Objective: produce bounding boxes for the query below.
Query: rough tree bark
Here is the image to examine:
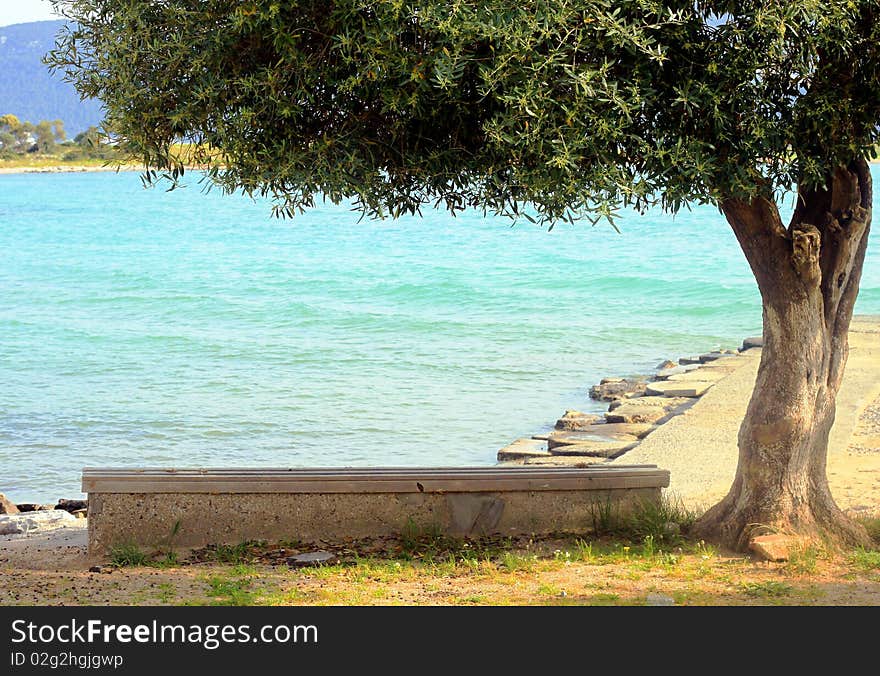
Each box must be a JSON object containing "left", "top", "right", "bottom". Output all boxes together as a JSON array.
[{"left": 692, "top": 158, "right": 874, "bottom": 551}]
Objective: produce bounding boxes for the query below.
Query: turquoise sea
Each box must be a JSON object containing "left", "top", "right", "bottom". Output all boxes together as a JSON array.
[{"left": 2, "top": 169, "right": 879, "bottom": 502}]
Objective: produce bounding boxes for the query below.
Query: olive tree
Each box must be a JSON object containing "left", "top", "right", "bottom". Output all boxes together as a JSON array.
[{"left": 47, "top": 1, "right": 880, "bottom": 550}]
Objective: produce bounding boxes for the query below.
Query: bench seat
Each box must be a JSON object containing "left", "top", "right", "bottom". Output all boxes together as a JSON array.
[{"left": 82, "top": 465, "right": 670, "bottom": 554}]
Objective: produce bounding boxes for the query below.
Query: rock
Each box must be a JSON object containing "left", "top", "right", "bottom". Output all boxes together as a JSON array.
[
  {"left": 71, "top": 509, "right": 88, "bottom": 519},
  {"left": 569, "top": 422, "right": 656, "bottom": 440},
  {"left": 554, "top": 410, "right": 602, "bottom": 431},
  {"left": 666, "top": 370, "right": 726, "bottom": 383},
  {"left": 535, "top": 420, "right": 659, "bottom": 441},
  {"left": 15, "top": 503, "right": 54, "bottom": 512},
  {"left": 652, "top": 364, "right": 702, "bottom": 380},
  {"left": 497, "top": 438, "right": 551, "bottom": 462},
  {"left": 287, "top": 551, "right": 339, "bottom": 567},
  {"left": 88, "top": 565, "right": 112, "bottom": 574},
  {"left": 546, "top": 429, "right": 639, "bottom": 449},
  {"left": 656, "top": 360, "right": 677, "bottom": 369},
  {"left": 604, "top": 405, "right": 667, "bottom": 424},
  {"left": 698, "top": 359, "right": 743, "bottom": 374},
  {"left": 699, "top": 351, "right": 737, "bottom": 363},
  {"left": 605, "top": 397, "right": 691, "bottom": 424},
  {"left": 608, "top": 395, "right": 691, "bottom": 410},
  {"left": 645, "top": 381, "right": 713, "bottom": 398},
  {"left": 748, "top": 534, "right": 805, "bottom": 562},
  {"left": 524, "top": 455, "right": 608, "bottom": 466},
  {"left": 548, "top": 439, "right": 639, "bottom": 458},
  {"left": 0, "top": 510, "right": 78, "bottom": 535},
  {"left": 678, "top": 356, "right": 702, "bottom": 365},
  {"left": 55, "top": 499, "right": 88, "bottom": 513},
  {"left": 0, "top": 494, "right": 20, "bottom": 515},
  {"left": 589, "top": 378, "right": 647, "bottom": 402},
  {"left": 645, "top": 593, "right": 675, "bottom": 606},
  {"left": 741, "top": 335, "right": 764, "bottom": 350}
]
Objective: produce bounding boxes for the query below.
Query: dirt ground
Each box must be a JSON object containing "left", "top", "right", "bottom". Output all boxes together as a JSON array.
[{"left": 0, "top": 528, "right": 878, "bottom": 606}]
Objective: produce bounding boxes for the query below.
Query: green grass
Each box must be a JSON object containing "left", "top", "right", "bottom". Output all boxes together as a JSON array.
[
  {"left": 537, "top": 583, "right": 562, "bottom": 596},
  {"left": 154, "top": 583, "right": 176, "bottom": 604},
  {"left": 587, "top": 497, "right": 623, "bottom": 535},
  {"left": 625, "top": 494, "right": 700, "bottom": 544},
  {"left": 109, "top": 543, "right": 150, "bottom": 567},
  {"left": 149, "top": 551, "right": 180, "bottom": 568},
  {"left": 688, "top": 539, "right": 718, "bottom": 559},
  {"left": 399, "top": 519, "right": 478, "bottom": 558},
  {"left": 849, "top": 547, "right": 880, "bottom": 571},
  {"left": 206, "top": 542, "right": 257, "bottom": 565},
  {"left": 570, "top": 538, "right": 598, "bottom": 563},
  {"left": 398, "top": 519, "right": 515, "bottom": 564},
  {"left": 498, "top": 552, "right": 537, "bottom": 573},
  {"left": 741, "top": 581, "right": 793, "bottom": 598},
  {"left": 785, "top": 544, "right": 822, "bottom": 575},
  {"left": 585, "top": 493, "right": 699, "bottom": 547},
  {"left": 202, "top": 564, "right": 260, "bottom": 606},
  {"left": 205, "top": 576, "right": 256, "bottom": 606}
]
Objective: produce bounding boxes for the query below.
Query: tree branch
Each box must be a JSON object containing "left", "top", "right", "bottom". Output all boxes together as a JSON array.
[{"left": 721, "top": 196, "right": 793, "bottom": 296}]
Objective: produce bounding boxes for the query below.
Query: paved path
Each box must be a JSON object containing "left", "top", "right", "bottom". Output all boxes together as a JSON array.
[{"left": 611, "top": 315, "right": 880, "bottom": 511}]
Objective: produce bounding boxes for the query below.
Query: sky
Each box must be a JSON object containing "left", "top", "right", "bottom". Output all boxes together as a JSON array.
[{"left": 0, "top": 0, "right": 60, "bottom": 28}]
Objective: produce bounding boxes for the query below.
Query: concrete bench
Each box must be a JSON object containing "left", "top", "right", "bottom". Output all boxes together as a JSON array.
[{"left": 82, "top": 465, "right": 670, "bottom": 555}]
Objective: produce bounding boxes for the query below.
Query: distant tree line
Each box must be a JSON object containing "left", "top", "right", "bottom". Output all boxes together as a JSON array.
[{"left": 0, "top": 114, "right": 117, "bottom": 161}]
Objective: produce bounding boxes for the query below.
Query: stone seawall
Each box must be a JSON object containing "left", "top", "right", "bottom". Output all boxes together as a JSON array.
[{"left": 496, "top": 336, "right": 763, "bottom": 469}]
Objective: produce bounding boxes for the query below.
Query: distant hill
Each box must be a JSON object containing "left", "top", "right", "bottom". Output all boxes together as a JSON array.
[{"left": 0, "top": 20, "right": 103, "bottom": 135}]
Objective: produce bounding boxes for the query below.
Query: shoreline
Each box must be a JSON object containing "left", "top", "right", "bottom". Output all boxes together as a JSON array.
[
  {"left": 0, "top": 163, "right": 212, "bottom": 175},
  {"left": 626, "top": 314, "right": 880, "bottom": 511},
  {"left": 496, "top": 338, "right": 757, "bottom": 469},
  {"left": 0, "top": 164, "right": 142, "bottom": 175},
  {"left": 497, "top": 315, "right": 880, "bottom": 514}
]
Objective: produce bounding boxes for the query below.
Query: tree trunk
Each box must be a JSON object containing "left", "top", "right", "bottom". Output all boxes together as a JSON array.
[{"left": 692, "top": 159, "right": 874, "bottom": 552}]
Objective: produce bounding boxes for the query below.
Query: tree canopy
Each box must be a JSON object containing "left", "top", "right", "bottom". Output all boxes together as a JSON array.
[{"left": 48, "top": 1, "right": 880, "bottom": 223}]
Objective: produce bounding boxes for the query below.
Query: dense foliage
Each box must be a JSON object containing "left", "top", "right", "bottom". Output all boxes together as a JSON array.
[
  {"left": 0, "top": 113, "right": 115, "bottom": 161},
  {"left": 0, "top": 114, "right": 65, "bottom": 155},
  {"left": 46, "top": 1, "right": 880, "bottom": 223}
]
